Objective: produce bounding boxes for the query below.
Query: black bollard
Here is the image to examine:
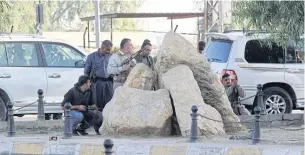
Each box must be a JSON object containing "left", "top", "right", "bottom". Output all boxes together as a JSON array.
[
  {"left": 37, "top": 89, "right": 45, "bottom": 120},
  {"left": 63, "top": 102, "right": 72, "bottom": 139},
  {"left": 252, "top": 106, "right": 261, "bottom": 144},
  {"left": 190, "top": 105, "right": 198, "bottom": 142},
  {"left": 6, "top": 101, "right": 15, "bottom": 137},
  {"left": 104, "top": 139, "right": 114, "bottom": 155},
  {"left": 256, "top": 84, "right": 266, "bottom": 115}
]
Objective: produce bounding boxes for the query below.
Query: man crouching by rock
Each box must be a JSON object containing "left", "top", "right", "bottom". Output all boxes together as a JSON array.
[
  {"left": 221, "top": 73, "right": 251, "bottom": 115},
  {"left": 61, "top": 75, "right": 103, "bottom": 136}
]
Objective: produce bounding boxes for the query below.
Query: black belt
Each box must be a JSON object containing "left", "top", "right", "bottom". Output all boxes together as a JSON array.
[{"left": 96, "top": 77, "right": 113, "bottom": 81}]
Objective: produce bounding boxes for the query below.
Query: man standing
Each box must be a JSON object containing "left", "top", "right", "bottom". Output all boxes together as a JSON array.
[
  {"left": 107, "top": 38, "right": 135, "bottom": 89},
  {"left": 61, "top": 75, "right": 103, "bottom": 135},
  {"left": 134, "top": 39, "right": 154, "bottom": 70},
  {"left": 221, "top": 73, "right": 250, "bottom": 115},
  {"left": 84, "top": 40, "right": 114, "bottom": 113}
]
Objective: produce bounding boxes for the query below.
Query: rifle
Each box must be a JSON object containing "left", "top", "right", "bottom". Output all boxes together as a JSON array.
[
  {"left": 120, "top": 51, "right": 140, "bottom": 67},
  {"left": 89, "top": 65, "right": 97, "bottom": 82}
]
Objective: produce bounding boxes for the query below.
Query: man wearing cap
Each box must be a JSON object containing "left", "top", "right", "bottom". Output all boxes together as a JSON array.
[
  {"left": 134, "top": 39, "right": 154, "bottom": 70},
  {"left": 107, "top": 38, "right": 136, "bottom": 89},
  {"left": 84, "top": 40, "right": 114, "bottom": 120}
]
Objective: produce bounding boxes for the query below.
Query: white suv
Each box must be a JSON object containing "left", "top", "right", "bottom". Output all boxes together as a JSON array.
[
  {"left": 0, "top": 34, "right": 87, "bottom": 120},
  {"left": 203, "top": 31, "right": 304, "bottom": 114}
]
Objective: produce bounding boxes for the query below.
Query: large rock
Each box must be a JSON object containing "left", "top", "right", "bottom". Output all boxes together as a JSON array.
[
  {"left": 100, "top": 87, "right": 173, "bottom": 136},
  {"left": 124, "top": 63, "right": 156, "bottom": 90},
  {"left": 155, "top": 31, "right": 242, "bottom": 133},
  {"left": 162, "top": 65, "right": 225, "bottom": 136}
]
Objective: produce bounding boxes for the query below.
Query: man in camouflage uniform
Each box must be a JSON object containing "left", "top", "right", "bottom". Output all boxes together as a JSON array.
[
  {"left": 134, "top": 39, "right": 154, "bottom": 70},
  {"left": 107, "top": 38, "right": 136, "bottom": 89},
  {"left": 222, "top": 73, "right": 250, "bottom": 115}
]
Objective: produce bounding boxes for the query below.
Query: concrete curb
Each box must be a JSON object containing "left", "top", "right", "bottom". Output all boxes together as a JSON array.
[{"left": 0, "top": 141, "right": 303, "bottom": 155}]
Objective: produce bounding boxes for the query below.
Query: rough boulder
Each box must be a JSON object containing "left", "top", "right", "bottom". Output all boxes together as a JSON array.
[
  {"left": 155, "top": 31, "right": 242, "bottom": 133},
  {"left": 162, "top": 65, "right": 225, "bottom": 136},
  {"left": 124, "top": 63, "right": 156, "bottom": 90},
  {"left": 100, "top": 87, "right": 173, "bottom": 136}
]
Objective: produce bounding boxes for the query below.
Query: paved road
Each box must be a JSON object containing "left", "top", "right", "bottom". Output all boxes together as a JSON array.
[{"left": 13, "top": 110, "right": 304, "bottom": 122}]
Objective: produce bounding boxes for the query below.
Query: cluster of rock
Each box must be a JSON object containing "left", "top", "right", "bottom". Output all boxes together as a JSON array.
[{"left": 99, "top": 31, "right": 243, "bottom": 137}]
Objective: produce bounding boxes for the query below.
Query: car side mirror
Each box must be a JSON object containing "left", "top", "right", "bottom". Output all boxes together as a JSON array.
[{"left": 75, "top": 60, "right": 85, "bottom": 67}]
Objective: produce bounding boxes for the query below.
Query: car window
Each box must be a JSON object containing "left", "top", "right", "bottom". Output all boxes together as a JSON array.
[
  {"left": 204, "top": 40, "right": 232, "bottom": 63},
  {"left": 0, "top": 44, "right": 8, "bottom": 67},
  {"left": 3, "top": 43, "right": 39, "bottom": 67},
  {"left": 245, "top": 40, "right": 285, "bottom": 64},
  {"left": 293, "top": 38, "right": 304, "bottom": 63},
  {"left": 41, "top": 43, "right": 84, "bottom": 67}
]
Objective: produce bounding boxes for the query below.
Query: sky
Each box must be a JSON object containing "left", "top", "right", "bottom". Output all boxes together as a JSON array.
[{"left": 136, "top": 0, "right": 198, "bottom": 33}]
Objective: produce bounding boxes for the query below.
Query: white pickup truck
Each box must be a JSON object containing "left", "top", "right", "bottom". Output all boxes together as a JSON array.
[{"left": 203, "top": 31, "right": 304, "bottom": 114}]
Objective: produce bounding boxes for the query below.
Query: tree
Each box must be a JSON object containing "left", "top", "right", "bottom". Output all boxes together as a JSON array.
[
  {"left": 0, "top": 0, "right": 143, "bottom": 33},
  {"left": 232, "top": 1, "right": 304, "bottom": 43}
]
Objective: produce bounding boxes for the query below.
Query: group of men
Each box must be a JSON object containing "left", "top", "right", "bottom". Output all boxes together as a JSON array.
[
  {"left": 61, "top": 38, "right": 154, "bottom": 136},
  {"left": 62, "top": 38, "right": 250, "bottom": 136}
]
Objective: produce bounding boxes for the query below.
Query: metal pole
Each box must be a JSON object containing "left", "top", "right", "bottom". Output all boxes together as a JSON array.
[
  {"left": 83, "top": 27, "right": 88, "bottom": 49},
  {"left": 197, "top": 16, "right": 200, "bottom": 45},
  {"left": 37, "top": 89, "right": 45, "bottom": 121},
  {"left": 252, "top": 106, "right": 261, "bottom": 144},
  {"left": 257, "top": 84, "right": 266, "bottom": 115},
  {"left": 171, "top": 17, "right": 173, "bottom": 30},
  {"left": 104, "top": 139, "right": 114, "bottom": 155},
  {"left": 110, "top": 18, "right": 113, "bottom": 43},
  {"left": 204, "top": 0, "right": 208, "bottom": 42},
  {"left": 190, "top": 105, "right": 198, "bottom": 142},
  {"left": 63, "top": 102, "right": 72, "bottom": 139},
  {"left": 87, "top": 21, "right": 90, "bottom": 49},
  {"left": 218, "top": 0, "right": 223, "bottom": 32},
  {"left": 6, "top": 101, "right": 15, "bottom": 137},
  {"left": 94, "top": 0, "right": 100, "bottom": 48}
]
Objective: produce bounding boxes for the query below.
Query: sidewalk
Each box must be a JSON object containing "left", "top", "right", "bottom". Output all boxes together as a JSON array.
[{"left": 0, "top": 135, "right": 304, "bottom": 155}]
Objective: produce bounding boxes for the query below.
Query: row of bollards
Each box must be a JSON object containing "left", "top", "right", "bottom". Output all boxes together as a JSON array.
[
  {"left": 189, "top": 84, "right": 264, "bottom": 144},
  {"left": 189, "top": 105, "right": 262, "bottom": 144},
  {"left": 6, "top": 89, "right": 46, "bottom": 137}
]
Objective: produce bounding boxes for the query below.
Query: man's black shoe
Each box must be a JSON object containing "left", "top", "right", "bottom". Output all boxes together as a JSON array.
[
  {"left": 76, "top": 129, "right": 89, "bottom": 136},
  {"left": 72, "top": 129, "right": 79, "bottom": 136},
  {"left": 94, "top": 126, "right": 101, "bottom": 135}
]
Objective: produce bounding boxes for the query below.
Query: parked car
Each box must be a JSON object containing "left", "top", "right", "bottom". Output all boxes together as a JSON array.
[
  {"left": 203, "top": 31, "right": 304, "bottom": 114},
  {"left": 0, "top": 34, "right": 88, "bottom": 121}
]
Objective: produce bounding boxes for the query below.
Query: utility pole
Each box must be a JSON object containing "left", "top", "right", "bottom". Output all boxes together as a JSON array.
[
  {"left": 94, "top": 0, "right": 101, "bottom": 48},
  {"left": 203, "top": 0, "right": 223, "bottom": 41},
  {"left": 35, "top": 0, "right": 43, "bottom": 35}
]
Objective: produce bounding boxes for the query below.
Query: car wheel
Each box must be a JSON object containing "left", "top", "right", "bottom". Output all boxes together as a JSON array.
[
  {"left": 0, "top": 98, "right": 7, "bottom": 121},
  {"left": 45, "top": 114, "right": 51, "bottom": 120},
  {"left": 263, "top": 87, "right": 293, "bottom": 114},
  {"left": 53, "top": 113, "right": 62, "bottom": 120}
]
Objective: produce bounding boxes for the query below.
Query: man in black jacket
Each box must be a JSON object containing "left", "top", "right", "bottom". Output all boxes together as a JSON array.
[{"left": 61, "top": 75, "right": 103, "bottom": 135}]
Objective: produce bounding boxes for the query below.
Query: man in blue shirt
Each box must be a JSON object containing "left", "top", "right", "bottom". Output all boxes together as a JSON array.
[{"left": 84, "top": 40, "right": 114, "bottom": 133}]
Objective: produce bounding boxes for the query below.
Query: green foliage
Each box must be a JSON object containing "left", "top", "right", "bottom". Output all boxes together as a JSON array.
[
  {"left": 233, "top": 1, "right": 304, "bottom": 43},
  {"left": 0, "top": 0, "right": 142, "bottom": 33}
]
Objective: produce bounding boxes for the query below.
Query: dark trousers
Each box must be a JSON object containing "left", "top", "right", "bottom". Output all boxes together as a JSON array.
[
  {"left": 79, "top": 110, "right": 103, "bottom": 130},
  {"left": 91, "top": 80, "right": 114, "bottom": 111}
]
